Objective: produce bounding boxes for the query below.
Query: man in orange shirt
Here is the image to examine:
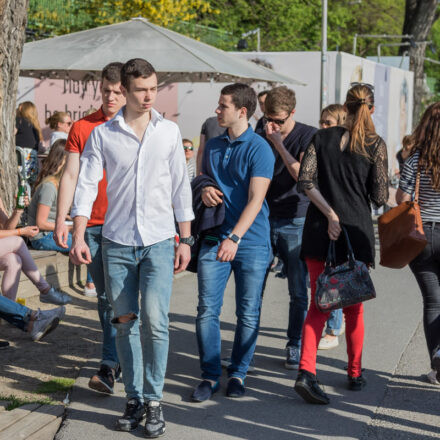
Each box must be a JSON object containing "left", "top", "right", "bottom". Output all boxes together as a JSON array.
[{"left": 54, "top": 62, "right": 126, "bottom": 394}]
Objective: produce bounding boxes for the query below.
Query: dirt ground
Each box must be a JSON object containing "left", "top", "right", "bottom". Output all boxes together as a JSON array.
[{"left": 0, "top": 285, "right": 101, "bottom": 403}]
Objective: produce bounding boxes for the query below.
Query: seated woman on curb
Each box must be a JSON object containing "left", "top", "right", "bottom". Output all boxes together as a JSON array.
[
  {"left": 0, "top": 294, "right": 66, "bottom": 342},
  {"left": 28, "top": 139, "right": 97, "bottom": 297},
  {"left": 0, "top": 193, "right": 71, "bottom": 305},
  {"left": 28, "top": 139, "right": 72, "bottom": 252}
]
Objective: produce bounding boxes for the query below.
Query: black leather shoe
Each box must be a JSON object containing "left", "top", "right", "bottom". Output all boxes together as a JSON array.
[
  {"left": 348, "top": 375, "right": 367, "bottom": 391},
  {"left": 294, "top": 370, "right": 330, "bottom": 404},
  {"left": 226, "top": 377, "right": 245, "bottom": 398}
]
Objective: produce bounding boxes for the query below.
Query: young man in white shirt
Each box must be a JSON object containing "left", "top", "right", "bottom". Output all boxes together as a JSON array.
[{"left": 70, "top": 58, "right": 194, "bottom": 438}]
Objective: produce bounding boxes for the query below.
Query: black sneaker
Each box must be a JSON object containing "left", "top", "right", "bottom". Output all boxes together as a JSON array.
[
  {"left": 115, "top": 398, "right": 145, "bottom": 432},
  {"left": 294, "top": 370, "right": 330, "bottom": 404},
  {"left": 88, "top": 364, "right": 117, "bottom": 394},
  {"left": 348, "top": 375, "right": 366, "bottom": 391},
  {"left": 432, "top": 348, "right": 440, "bottom": 382},
  {"left": 285, "top": 346, "right": 300, "bottom": 370},
  {"left": 144, "top": 401, "right": 165, "bottom": 438},
  {"left": 0, "top": 341, "right": 9, "bottom": 349}
]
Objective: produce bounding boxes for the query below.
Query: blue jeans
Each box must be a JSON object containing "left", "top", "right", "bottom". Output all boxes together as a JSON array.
[
  {"left": 86, "top": 269, "right": 93, "bottom": 284},
  {"left": 31, "top": 232, "right": 72, "bottom": 252},
  {"left": 0, "top": 295, "right": 31, "bottom": 331},
  {"left": 409, "top": 222, "right": 440, "bottom": 363},
  {"left": 84, "top": 225, "right": 118, "bottom": 369},
  {"left": 325, "top": 309, "right": 343, "bottom": 336},
  {"left": 270, "top": 217, "right": 308, "bottom": 348},
  {"left": 196, "top": 240, "right": 272, "bottom": 381},
  {"left": 102, "top": 237, "right": 175, "bottom": 401}
]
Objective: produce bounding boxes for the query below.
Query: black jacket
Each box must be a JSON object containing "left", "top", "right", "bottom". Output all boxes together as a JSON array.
[{"left": 186, "top": 174, "right": 225, "bottom": 272}]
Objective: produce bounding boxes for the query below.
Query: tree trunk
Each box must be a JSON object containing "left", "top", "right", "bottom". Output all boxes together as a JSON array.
[
  {"left": 0, "top": 0, "right": 28, "bottom": 212},
  {"left": 400, "top": 0, "right": 438, "bottom": 125}
]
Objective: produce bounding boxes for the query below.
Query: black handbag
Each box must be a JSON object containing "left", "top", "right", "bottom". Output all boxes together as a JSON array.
[{"left": 315, "top": 227, "right": 376, "bottom": 313}]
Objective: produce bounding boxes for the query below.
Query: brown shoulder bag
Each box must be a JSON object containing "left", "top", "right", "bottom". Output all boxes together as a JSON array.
[{"left": 378, "top": 170, "right": 427, "bottom": 268}]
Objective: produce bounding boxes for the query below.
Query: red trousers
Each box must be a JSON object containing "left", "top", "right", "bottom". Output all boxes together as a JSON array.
[{"left": 299, "top": 259, "right": 364, "bottom": 377}]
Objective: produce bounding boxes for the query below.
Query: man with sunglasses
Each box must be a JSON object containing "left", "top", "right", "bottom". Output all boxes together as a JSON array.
[
  {"left": 263, "top": 86, "right": 317, "bottom": 370},
  {"left": 183, "top": 138, "right": 196, "bottom": 182}
]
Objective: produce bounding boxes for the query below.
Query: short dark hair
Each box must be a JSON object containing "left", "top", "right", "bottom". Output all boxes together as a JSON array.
[
  {"left": 221, "top": 83, "right": 257, "bottom": 120},
  {"left": 265, "top": 86, "right": 296, "bottom": 114},
  {"left": 182, "top": 138, "right": 193, "bottom": 145},
  {"left": 258, "top": 90, "right": 269, "bottom": 99},
  {"left": 121, "top": 58, "right": 156, "bottom": 90},
  {"left": 101, "top": 62, "right": 123, "bottom": 83}
]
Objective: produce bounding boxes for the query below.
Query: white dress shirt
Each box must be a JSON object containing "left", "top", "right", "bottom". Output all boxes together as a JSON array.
[{"left": 71, "top": 108, "right": 194, "bottom": 246}]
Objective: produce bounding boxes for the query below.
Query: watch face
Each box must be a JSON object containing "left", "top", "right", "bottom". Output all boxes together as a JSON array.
[{"left": 181, "top": 236, "right": 195, "bottom": 246}]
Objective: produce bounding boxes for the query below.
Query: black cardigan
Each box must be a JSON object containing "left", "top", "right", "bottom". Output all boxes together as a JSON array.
[{"left": 298, "top": 127, "right": 389, "bottom": 266}]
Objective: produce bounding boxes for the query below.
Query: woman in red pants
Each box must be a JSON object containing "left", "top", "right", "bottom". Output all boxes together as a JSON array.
[{"left": 294, "top": 84, "right": 389, "bottom": 404}]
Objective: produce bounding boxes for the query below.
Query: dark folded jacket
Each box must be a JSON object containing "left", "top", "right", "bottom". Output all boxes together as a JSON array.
[{"left": 186, "top": 174, "right": 225, "bottom": 273}]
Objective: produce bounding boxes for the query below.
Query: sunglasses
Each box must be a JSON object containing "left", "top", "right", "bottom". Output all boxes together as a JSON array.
[
  {"left": 350, "top": 82, "right": 375, "bottom": 92},
  {"left": 319, "top": 119, "right": 333, "bottom": 127},
  {"left": 263, "top": 115, "right": 290, "bottom": 126},
  {"left": 183, "top": 146, "right": 194, "bottom": 151}
]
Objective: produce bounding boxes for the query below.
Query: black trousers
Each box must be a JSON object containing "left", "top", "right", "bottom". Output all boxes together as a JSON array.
[{"left": 409, "top": 222, "right": 440, "bottom": 366}]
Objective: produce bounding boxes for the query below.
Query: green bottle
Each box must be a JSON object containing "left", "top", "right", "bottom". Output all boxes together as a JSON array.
[{"left": 16, "top": 180, "right": 26, "bottom": 210}]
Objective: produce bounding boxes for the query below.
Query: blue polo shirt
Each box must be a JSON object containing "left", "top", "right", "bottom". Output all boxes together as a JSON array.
[{"left": 202, "top": 125, "right": 275, "bottom": 246}]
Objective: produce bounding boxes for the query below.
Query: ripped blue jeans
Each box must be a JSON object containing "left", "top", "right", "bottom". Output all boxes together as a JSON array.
[{"left": 102, "top": 237, "right": 175, "bottom": 402}]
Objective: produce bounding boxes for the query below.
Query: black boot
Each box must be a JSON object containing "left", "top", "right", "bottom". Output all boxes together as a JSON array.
[{"left": 294, "top": 370, "right": 330, "bottom": 404}]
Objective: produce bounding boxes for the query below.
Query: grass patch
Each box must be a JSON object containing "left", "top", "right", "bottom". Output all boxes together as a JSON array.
[
  {"left": 35, "top": 378, "right": 75, "bottom": 395},
  {"left": 0, "top": 394, "right": 53, "bottom": 411}
]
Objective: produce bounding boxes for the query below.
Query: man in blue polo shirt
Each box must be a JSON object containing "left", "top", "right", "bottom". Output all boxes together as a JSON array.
[{"left": 191, "top": 83, "right": 274, "bottom": 402}]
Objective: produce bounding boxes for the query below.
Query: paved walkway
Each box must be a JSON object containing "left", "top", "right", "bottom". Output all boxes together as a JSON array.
[{"left": 56, "top": 265, "right": 440, "bottom": 440}]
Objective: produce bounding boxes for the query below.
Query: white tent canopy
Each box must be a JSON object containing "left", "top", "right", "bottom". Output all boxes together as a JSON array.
[{"left": 20, "top": 18, "right": 304, "bottom": 86}]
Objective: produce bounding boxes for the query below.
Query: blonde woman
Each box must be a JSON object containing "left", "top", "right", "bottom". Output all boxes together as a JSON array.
[
  {"left": 316, "top": 103, "right": 348, "bottom": 351},
  {"left": 46, "top": 111, "right": 72, "bottom": 147},
  {"left": 319, "top": 104, "right": 346, "bottom": 128},
  {"left": 16, "top": 101, "right": 43, "bottom": 185}
]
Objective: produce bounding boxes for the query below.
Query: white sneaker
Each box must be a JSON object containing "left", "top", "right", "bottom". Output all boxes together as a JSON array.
[
  {"left": 427, "top": 370, "right": 440, "bottom": 385},
  {"left": 318, "top": 336, "right": 339, "bottom": 350},
  {"left": 83, "top": 286, "right": 97, "bottom": 297}
]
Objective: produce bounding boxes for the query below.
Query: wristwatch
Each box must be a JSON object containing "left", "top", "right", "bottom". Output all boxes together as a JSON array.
[
  {"left": 227, "top": 233, "right": 241, "bottom": 245},
  {"left": 180, "top": 236, "right": 195, "bottom": 246}
]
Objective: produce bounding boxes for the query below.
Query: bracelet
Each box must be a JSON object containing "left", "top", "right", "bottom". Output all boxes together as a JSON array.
[{"left": 17, "top": 228, "right": 21, "bottom": 236}]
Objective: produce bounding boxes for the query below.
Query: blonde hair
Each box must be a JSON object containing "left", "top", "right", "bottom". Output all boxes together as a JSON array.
[
  {"left": 321, "top": 104, "right": 346, "bottom": 126},
  {"left": 45, "top": 111, "right": 69, "bottom": 130},
  {"left": 345, "top": 85, "right": 378, "bottom": 157},
  {"left": 17, "top": 101, "right": 43, "bottom": 141}
]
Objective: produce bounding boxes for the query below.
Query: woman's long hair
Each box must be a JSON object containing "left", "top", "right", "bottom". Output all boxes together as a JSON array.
[
  {"left": 412, "top": 102, "right": 440, "bottom": 190},
  {"left": 17, "top": 101, "right": 43, "bottom": 141},
  {"left": 345, "top": 85, "right": 378, "bottom": 157},
  {"left": 34, "top": 139, "right": 67, "bottom": 190}
]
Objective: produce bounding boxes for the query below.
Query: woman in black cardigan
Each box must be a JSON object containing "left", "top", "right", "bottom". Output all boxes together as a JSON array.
[{"left": 294, "top": 84, "right": 389, "bottom": 404}]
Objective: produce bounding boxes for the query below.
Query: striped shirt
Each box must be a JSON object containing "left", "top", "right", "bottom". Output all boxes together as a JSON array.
[
  {"left": 186, "top": 157, "right": 196, "bottom": 183},
  {"left": 399, "top": 150, "right": 440, "bottom": 222}
]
